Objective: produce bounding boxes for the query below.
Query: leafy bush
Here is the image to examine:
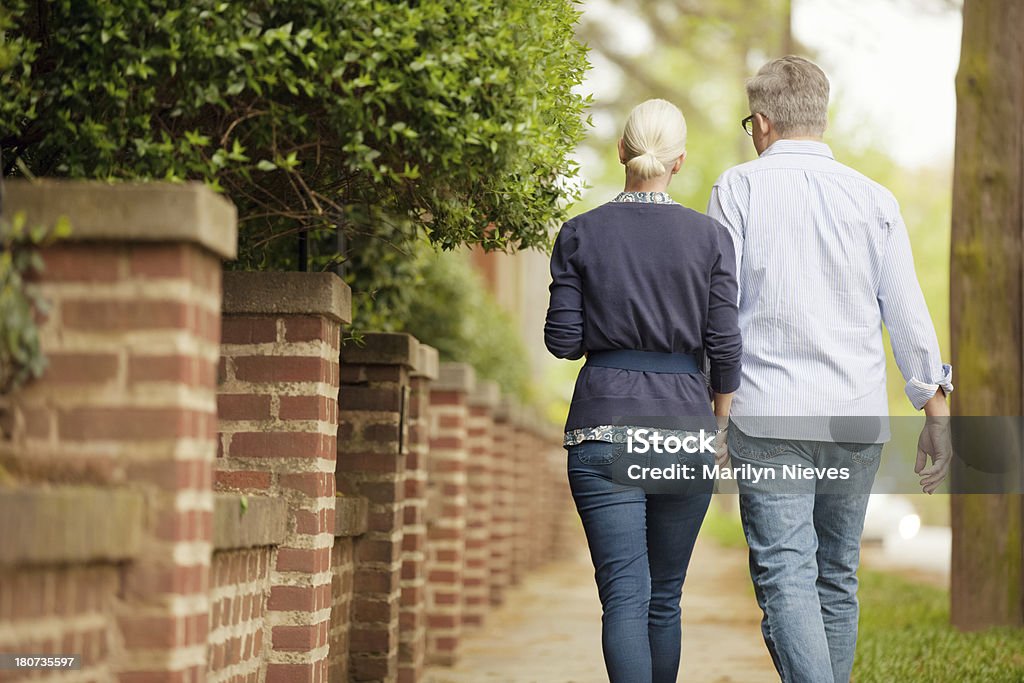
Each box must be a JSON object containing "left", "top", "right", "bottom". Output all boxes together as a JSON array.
[
  {"left": 0, "top": 212, "right": 70, "bottom": 394},
  {"left": 1, "top": 0, "right": 589, "bottom": 261},
  {"left": 402, "top": 249, "right": 530, "bottom": 399}
]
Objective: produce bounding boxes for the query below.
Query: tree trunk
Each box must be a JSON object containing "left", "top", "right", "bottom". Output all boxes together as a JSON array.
[{"left": 949, "top": 0, "right": 1024, "bottom": 630}]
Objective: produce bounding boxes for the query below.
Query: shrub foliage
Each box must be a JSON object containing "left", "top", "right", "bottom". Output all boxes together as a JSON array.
[{"left": 1, "top": 0, "right": 589, "bottom": 302}]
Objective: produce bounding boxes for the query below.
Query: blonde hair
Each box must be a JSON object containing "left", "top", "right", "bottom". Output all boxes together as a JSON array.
[
  {"left": 621, "top": 99, "right": 687, "bottom": 181},
  {"left": 746, "top": 56, "right": 829, "bottom": 137}
]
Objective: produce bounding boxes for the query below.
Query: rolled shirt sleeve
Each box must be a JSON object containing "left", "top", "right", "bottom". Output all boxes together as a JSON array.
[
  {"left": 877, "top": 211, "right": 954, "bottom": 409},
  {"left": 704, "top": 223, "right": 743, "bottom": 393},
  {"left": 544, "top": 221, "right": 585, "bottom": 360}
]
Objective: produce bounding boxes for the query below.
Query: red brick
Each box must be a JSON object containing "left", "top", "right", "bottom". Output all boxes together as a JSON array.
[
  {"left": 339, "top": 451, "right": 402, "bottom": 474},
  {"left": 429, "top": 391, "right": 465, "bottom": 406},
  {"left": 218, "top": 394, "right": 272, "bottom": 421},
  {"left": 233, "top": 356, "right": 330, "bottom": 383},
  {"left": 41, "top": 245, "right": 122, "bottom": 282},
  {"left": 282, "top": 317, "right": 329, "bottom": 342},
  {"left": 58, "top": 407, "right": 198, "bottom": 440},
  {"left": 350, "top": 627, "right": 392, "bottom": 652},
  {"left": 278, "top": 395, "right": 332, "bottom": 421},
  {"left": 355, "top": 479, "right": 403, "bottom": 504},
  {"left": 228, "top": 431, "right": 327, "bottom": 459},
  {"left": 355, "top": 538, "right": 401, "bottom": 564},
  {"left": 272, "top": 624, "right": 321, "bottom": 651},
  {"left": 118, "top": 672, "right": 188, "bottom": 683},
  {"left": 363, "top": 422, "right": 400, "bottom": 442},
  {"left": 215, "top": 470, "right": 272, "bottom": 491},
  {"left": 119, "top": 615, "right": 179, "bottom": 648},
  {"left": 21, "top": 408, "right": 52, "bottom": 438},
  {"left": 129, "top": 354, "right": 201, "bottom": 385},
  {"left": 276, "top": 548, "right": 321, "bottom": 573},
  {"left": 44, "top": 352, "right": 119, "bottom": 384},
  {"left": 350, "top": 656, "right": 392, "bottom": 681},
  {"left": 352, "top": 597, "right": 395, "bottom": 623},
  {"left": 129, "top": 244, "right": 191, "bottom": 279},
  {"left": 338, "top": 386, "right": 402, "bottom": 412},
  {"left": 222, "top": 316, "right": 278, "bottom": 344},
  {"left": 268, "top": 585, "right": 316, "bottom": 612},
  {"left": 265, "top": 662, "right": 315, "bottom": 683},
  {"left": 279, "top": 473, "right": 332, "bottom": 500},
  {"left": 61, "top": 299, "right": 191, "bottom": 331},
  {"left": 354, "top": 568, "right": 399, "bottom": 594},
  {"left": 438, "top": 415, "right": 462, "bottom": 429}
]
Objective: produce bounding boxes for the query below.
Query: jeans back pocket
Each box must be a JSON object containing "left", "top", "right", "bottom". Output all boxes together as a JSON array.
[{"left": 574, "top": 441, "right": 625, "bottom": 465}]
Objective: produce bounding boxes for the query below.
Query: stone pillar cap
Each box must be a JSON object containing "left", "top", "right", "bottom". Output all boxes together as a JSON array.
[
  {"left": 223, "top": 271, "right": 352, "bottom": 324},
  {"left": 432, "top": 362, "right": 476, "bottom": 393},
  {"left": 411, "top": 344, "right": 440, "bottom": 380},
  {"left": 469, "top": 379, "right": 501, "bottom": 408},
  {"left": 2, "top": 180, "right": 238, "bottom": 260},
  {"left": 341, "top": 332, "right": 418, "bottom": 367}
]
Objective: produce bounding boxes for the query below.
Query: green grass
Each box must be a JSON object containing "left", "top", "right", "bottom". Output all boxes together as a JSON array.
[
  {"left": 855, "top": 571, "right": 1024, "bottom": 682},
  {"left": 702, "top": 497, "right": 748, "bottom": 548},
  {"left": 702, "top": 501, "right": 1024, "bottom": 682}
]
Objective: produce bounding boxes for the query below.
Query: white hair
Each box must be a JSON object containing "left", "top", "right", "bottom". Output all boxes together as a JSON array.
[
  {"left": 621, "top": 99, "right": 687, "bottom": 181},
  {"left": 746, "top": 55, "right": 830, "bottom": 137}
]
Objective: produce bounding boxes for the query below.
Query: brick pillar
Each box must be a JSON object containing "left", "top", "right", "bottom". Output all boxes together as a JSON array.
[
  {"left": 398, "top": 344, "right": 438, "bottom": 683},
  {"left": 0, "top": 180, "right": 236, "bottom": 681},
  {"left": 487, "top": 398, "right": 516, "bottom": 607},
  {"left": 216, "top": 271, "right": 350, "bottom": 683},
  {"left": 509, "top": 403, "right": 531, "bottom": 586},
  {"left": 424, "top": 363, "right": 475, "bottom": 665},
  {"left": 463, "top": 380, "right": 499, "bottom": 628},
  {"left": 336, "top": 333, "right": 419, "bottom": 682}
]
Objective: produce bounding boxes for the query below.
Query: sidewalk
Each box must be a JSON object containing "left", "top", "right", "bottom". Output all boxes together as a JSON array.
[{"left": 424, "top": 527, "right": 777, "bottom": 683}]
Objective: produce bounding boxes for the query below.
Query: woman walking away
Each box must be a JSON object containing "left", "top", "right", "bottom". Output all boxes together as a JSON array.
[{"left": 544, "top": 98, "right": 742, "bottom": 683}]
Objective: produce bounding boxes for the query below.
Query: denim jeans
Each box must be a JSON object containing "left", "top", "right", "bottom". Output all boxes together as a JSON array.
[
  {"left": 567, "top": 440, "right": 712, "bottom": 683},
  {"left": 729, "top": 423, "right": 882, "bottom": 683}
]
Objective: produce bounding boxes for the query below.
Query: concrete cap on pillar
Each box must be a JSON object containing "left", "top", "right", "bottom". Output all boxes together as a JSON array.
[
  {"left": 433, "top": 362, "right": 476, "bottom": 393},
  {"left": 223, "top": 271, "right": 352, "bottom": 324},
  {"left": 411, "top": 344, "right": 440, "bottom": 380},
  {"left": 340, "top": 332, "right": 419, "bottom": 367},
  {"left": 468, "top": 379, "right": 501, "bottom": 408}
]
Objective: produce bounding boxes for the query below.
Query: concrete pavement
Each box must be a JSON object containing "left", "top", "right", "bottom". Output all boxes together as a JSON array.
[{"left": 424, "top": 527, "right": 777, "bottom": 683}]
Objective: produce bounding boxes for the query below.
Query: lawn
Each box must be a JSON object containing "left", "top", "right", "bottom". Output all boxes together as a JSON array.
[
  {"left": 702, "top": 501, "right": 1024, "bottom": 683},
  {"left": 855, "top": 570, "right": 1024, "bottom": 682}
]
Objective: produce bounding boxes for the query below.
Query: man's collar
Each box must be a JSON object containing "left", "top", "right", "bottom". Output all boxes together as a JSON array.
[{"left": 760, "top": 139, "right": 834, "bottom": 159}]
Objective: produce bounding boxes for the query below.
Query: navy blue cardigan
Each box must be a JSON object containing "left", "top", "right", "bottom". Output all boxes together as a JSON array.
[{"left": 544, "top": 201, "right": 742, "bottom": 432}]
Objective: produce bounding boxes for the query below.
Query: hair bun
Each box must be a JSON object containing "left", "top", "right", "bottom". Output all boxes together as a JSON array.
[{"left": 625, "top": 150, "right": 667, "bottom": 179}]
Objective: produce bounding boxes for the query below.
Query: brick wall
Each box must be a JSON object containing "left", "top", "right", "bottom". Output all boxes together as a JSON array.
[
  {"left": 487, "top": 399, "right": 517, "bottom": 607},
  {"left": 336, "top": 334, "right": 419, "bottom": 682},
  {"left": 208, "top": 548, "right": 271, "bottom": 682},
  {"left": 398, "top": 345, "right": 438, "bottom": 683},
  {"left": 0, "top": 181, "right": 236, "bottom": 682},
  {"left": 215, "top": 271, "right": 351, "bottom": 683},
  {"left": 424, "top": 363, "right": 475, "bottom": 666},
  {"left": 463, "top": 381, "right": 499, "bottom": 629},
  {"left": 0, "top": 180, "right": 577, "bottom": 683}
]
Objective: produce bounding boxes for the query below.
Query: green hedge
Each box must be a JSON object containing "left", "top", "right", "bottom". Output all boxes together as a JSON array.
[
  {"left": 402, "top": 249, "right": 530, "bottom": 399},
  {"left": 1, "top": 0, "right": 589, "bottom": 321}
]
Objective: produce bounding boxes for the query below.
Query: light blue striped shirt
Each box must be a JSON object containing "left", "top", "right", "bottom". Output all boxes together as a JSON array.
[{"left": 708, "top": 140, "right": 952, "bottom": 441}]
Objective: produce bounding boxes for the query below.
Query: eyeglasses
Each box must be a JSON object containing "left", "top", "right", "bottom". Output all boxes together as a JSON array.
[{"left": 742, "top": 114, "right": 754, "bottom": 136}]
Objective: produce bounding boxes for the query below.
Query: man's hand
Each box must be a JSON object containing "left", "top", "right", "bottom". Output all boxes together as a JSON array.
[
  {"left": 712, "top": 393, "right": 733, "bottom": 467},
  {"left": 917, "top": 390, "right": 952, "bottom": 494},
  {"left": 714, "top": 425, "right": 730, "bottom": 467}
]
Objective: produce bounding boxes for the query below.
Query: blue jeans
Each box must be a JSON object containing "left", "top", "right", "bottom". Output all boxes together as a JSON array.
[
  {"left": 729, "top": 424, "right": 882, "bottom": 683},
  {"left": 567, "top": 440, "right": 712, "bottom": 683}
]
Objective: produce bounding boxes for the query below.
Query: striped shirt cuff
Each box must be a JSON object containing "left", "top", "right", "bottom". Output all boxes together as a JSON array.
[{"left": 905, "top": 363, "right": 954, "bottom": 410}]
